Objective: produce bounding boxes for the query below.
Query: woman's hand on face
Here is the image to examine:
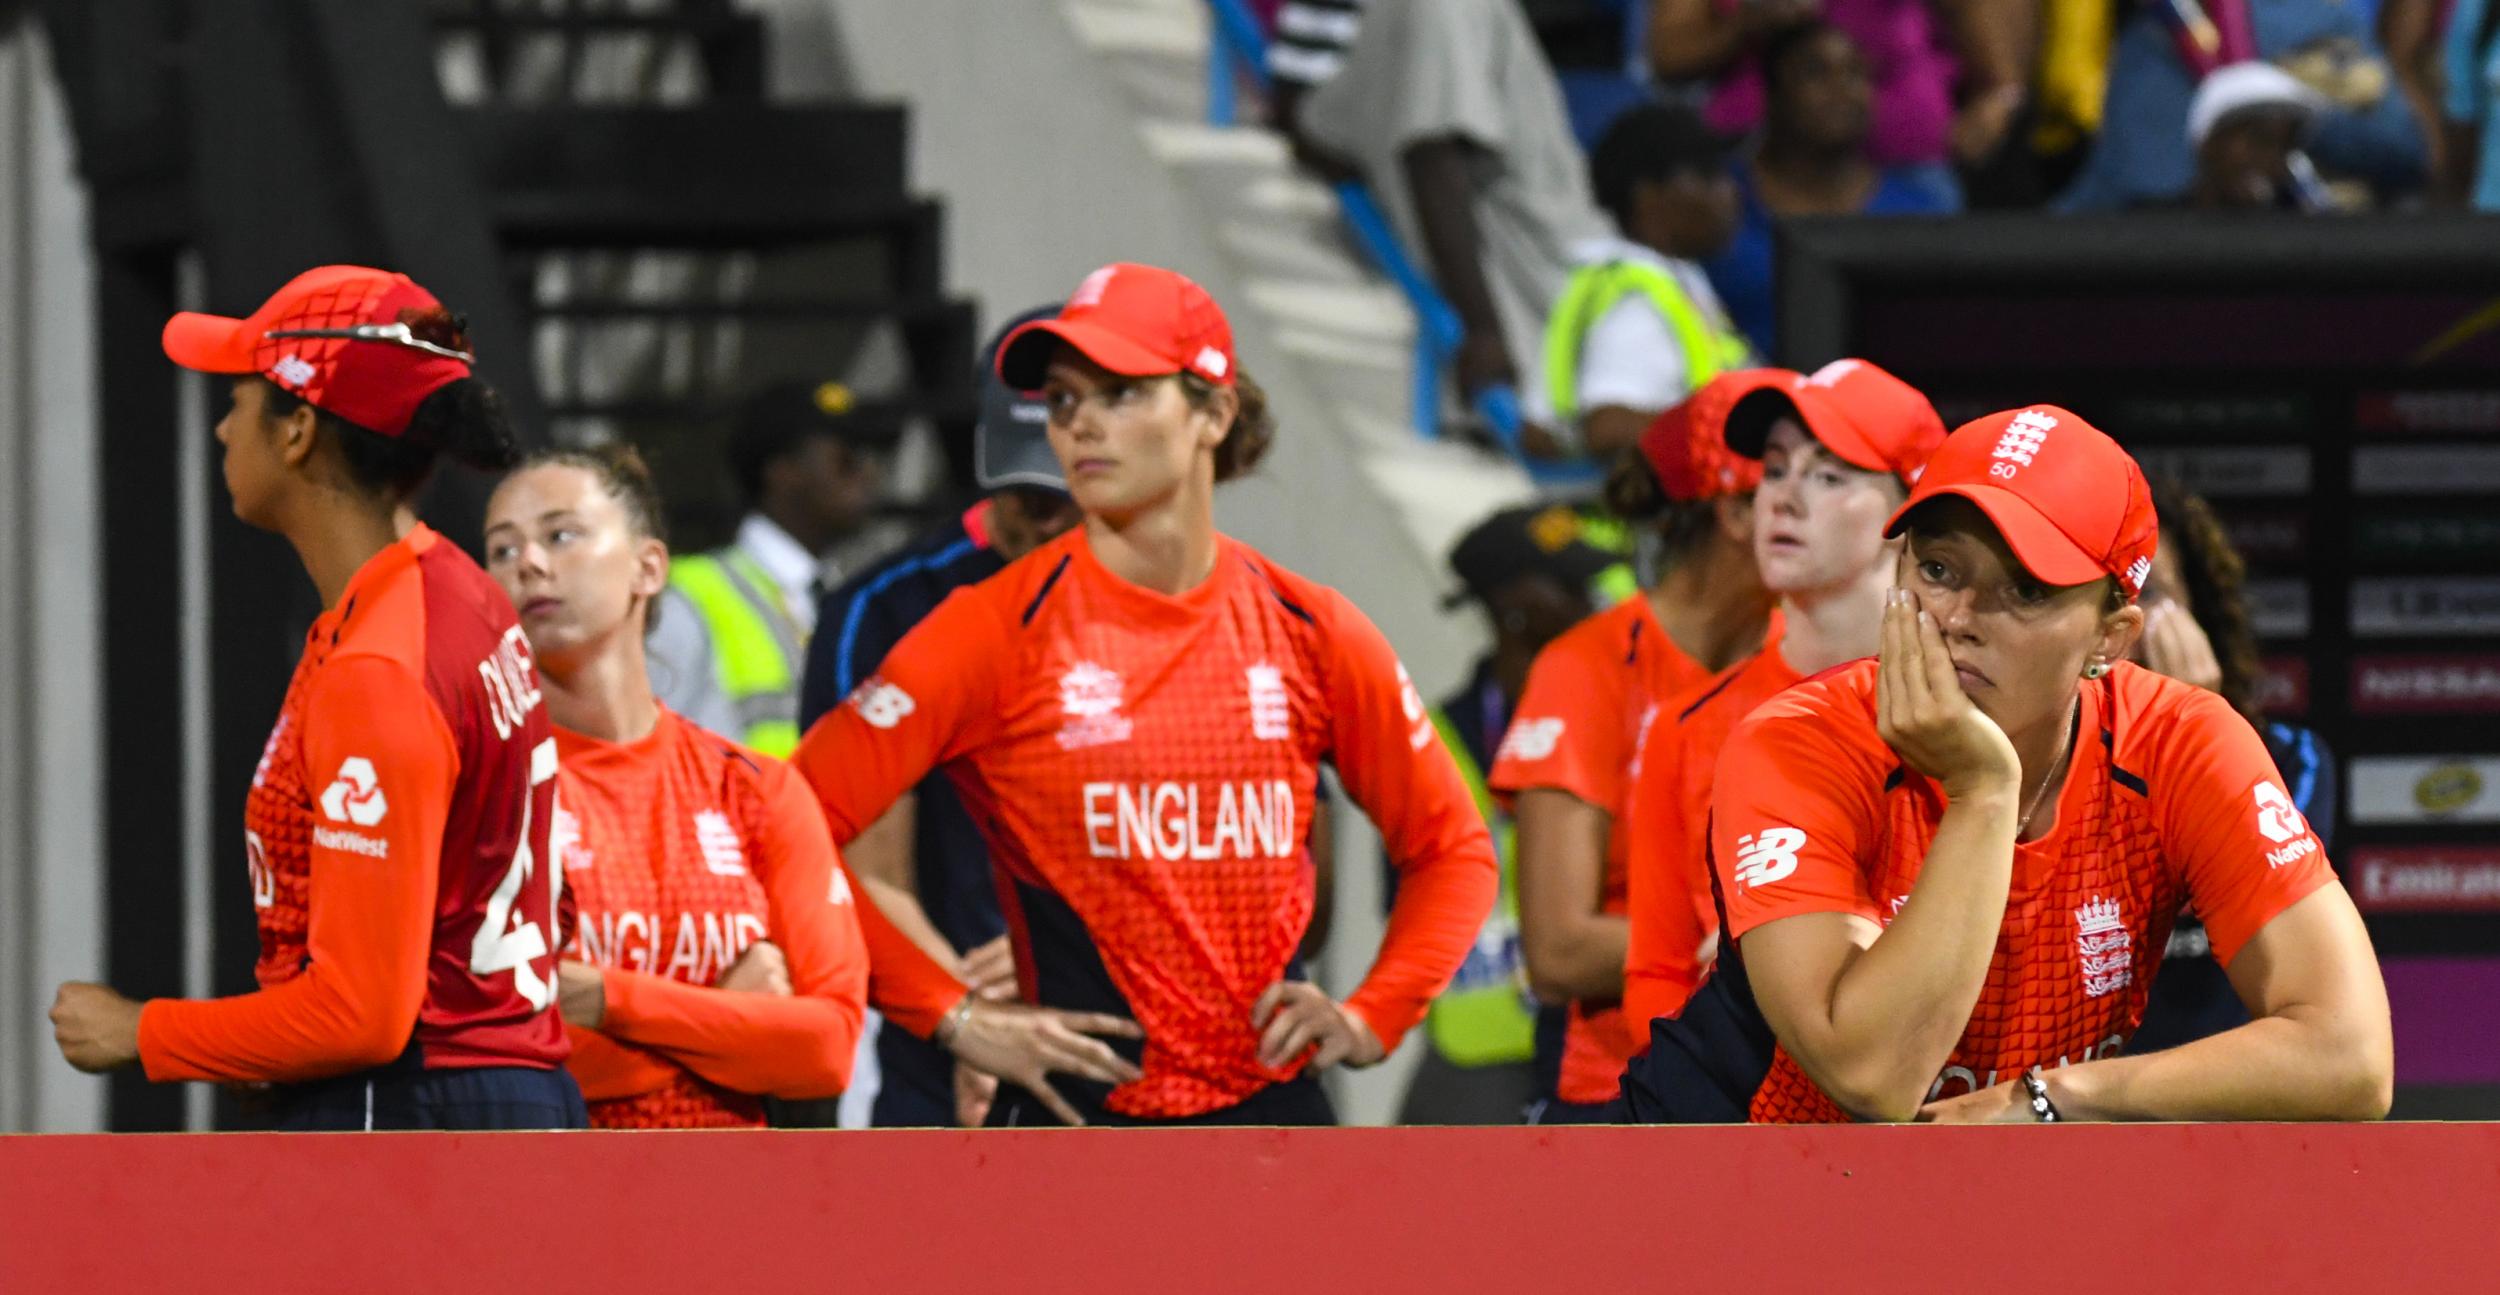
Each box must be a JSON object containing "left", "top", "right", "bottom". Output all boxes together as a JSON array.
[
  {"left": 1877, "top": 590, "right": 2020, "bottom": 802},
  {"left": 1250, "top": 982, "right": 1385, "bottom": 1071},
  {"left": 2138, "top": 601, "right": 2224, "bottom": 696}
]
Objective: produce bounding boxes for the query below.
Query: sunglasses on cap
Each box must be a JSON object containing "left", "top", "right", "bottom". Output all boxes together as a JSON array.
[{"left": 264, "top": 321, "right": 475, "bottom": 365}]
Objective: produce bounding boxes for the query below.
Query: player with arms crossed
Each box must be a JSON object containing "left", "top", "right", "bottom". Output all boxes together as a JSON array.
[
  {"left": 793, "top": 263, "right": 1499, "bottom": 1126},
  {"left": 1620, "top": 407, "right": 2391, "bottom": 1123},
  {"left": 484, "top": 447, "right": 869, "bottom": 1128},
  {"left": 51, "top": 266, "right": 579, "bottom": 1129}
]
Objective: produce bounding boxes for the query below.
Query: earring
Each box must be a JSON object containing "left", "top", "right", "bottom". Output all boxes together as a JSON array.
[{"left": 2084, "top": 661, "right": 2108, "bottom": 679}]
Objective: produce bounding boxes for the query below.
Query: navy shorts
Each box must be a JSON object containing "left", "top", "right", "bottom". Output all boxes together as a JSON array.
[
  {"left": 268, "top": 1065, "right": 587, "bottom": 1131},
  {"left": 986, "top": 1073, "right": 1336, "bottom": 1128}
]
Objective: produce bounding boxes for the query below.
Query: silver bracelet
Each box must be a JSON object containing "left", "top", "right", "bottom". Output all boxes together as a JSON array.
[
  {"left": 2020, "top": 1067, "right": 2061, "bottom": 1123},
  {"left": 933, "top": 995, "right": 976, "bottom": 1048}
]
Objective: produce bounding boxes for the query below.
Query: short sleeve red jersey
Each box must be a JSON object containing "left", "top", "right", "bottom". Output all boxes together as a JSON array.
[
  {"left": 1621, "top": 638, "right": 1802, "bottom": 1030},
  {"left": 553, "top": 709, "right": 869, "bottom": 1129},
  {"left": 140, "top": 526, "right": 567, "bottom": 1082},
  {"left": 792, "top": 530, "right": 1497, "bottom": 1119},
  {"left": 1487, "top": 597, "right": 1708, "bottom": 1104},
  {"left": 1706, "top": 660, "right": 2335, "bottom": 1123}
]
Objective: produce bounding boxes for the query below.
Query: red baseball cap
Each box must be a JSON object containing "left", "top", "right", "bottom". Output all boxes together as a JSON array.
[
  {"left": 162, "top": 265, "right": 472, "bottom": 438},
  {"left": 996, "top": 262, "right": 1235, "bottom": 391},
  {"left": 1638, "top": 369, "right": 1796, "bottom": 502},
  {"left": 1884, "top": 405, "right": 2160, "bottom": 598},
  {"left": 1722, "top": 359, "right": 1946, "bottom": 485}
]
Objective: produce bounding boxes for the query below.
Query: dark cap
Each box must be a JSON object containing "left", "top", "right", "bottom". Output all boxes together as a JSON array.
[
  {"left": 1445, "top": 504, "right": 1624, "bottom": 609},
  {"left": 725, "top": 379, "right": 903, "bottom": 502},
  {"left": 977, "top": 306, "right": 1067, "bottom": 492}
]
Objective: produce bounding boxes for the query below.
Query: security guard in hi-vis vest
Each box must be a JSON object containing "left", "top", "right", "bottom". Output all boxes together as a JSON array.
[
  {"left": 1528, "top": 103, "right": 1753, "bottom": 462},
  {"left": 648, "top": 381, "right": 899, "bottom": 756}
]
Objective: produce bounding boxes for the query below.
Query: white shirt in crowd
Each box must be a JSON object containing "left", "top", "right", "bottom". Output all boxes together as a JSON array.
[{"left": 1525, "top": 236, "right": 1748, "bottom": 432}]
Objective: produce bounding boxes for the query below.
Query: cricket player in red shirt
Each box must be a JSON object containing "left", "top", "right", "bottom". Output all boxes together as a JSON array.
[
  {"left": 50, "top": 266, "right": 580, "bottom": 1129},
  {"left": 484, "top": 448, "right": 870, "bottom": 1128},
  {"left": 1618, "top": 407, "right": 2392, "bottom": 1123},
  {"left": 1488, "top": 370, "right": 1779, "bottom": 1120},
  {"left": 1620, "top": 361, "right": 1945, "bottom": 1033},
  {"left": 793, "top": 263, "right": 1499, "bottom": 1125}
]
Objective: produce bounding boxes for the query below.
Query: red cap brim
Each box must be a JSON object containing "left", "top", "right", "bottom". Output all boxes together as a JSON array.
[
  {"left": 996, "top": 319, "right": 1178, "bottom": 391},
  {"left": 1885, "top": 483, "right": 2111, "bottom": 588},
  {"left": 162, "top": 312, "right": 257, "bottom": 374}
]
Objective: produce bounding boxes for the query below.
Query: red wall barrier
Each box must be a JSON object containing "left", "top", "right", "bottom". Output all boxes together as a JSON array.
[{"left": 4, "top": 1125, "right": 2494, "bottom": 1293}]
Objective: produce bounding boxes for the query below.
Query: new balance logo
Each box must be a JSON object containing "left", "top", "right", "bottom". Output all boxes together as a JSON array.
[
  {"left": 849, "top": 677, "right": 916, "bottom": 729},
  {"left": 318, "top": 757, "right": 388, "bottom": 827},
  {"left": 1496, "top": 717, "right": 1565, "bottom": 764},
  {"left": 271, "top": 354, "right": 317, "bottom": 388},
  {"left": 1732, "top": 827, "right": 1807, "bottom": 890}
]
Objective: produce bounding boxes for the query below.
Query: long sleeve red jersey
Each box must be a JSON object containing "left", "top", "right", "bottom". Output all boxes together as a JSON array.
[{"left": 792, "top": 529, "right": 1497, "bottom": 1118}]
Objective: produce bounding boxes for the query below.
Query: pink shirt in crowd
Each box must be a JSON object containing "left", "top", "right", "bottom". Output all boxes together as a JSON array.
[{"left": 1703, "top": 0, "right": 1959, "bottom": 168}]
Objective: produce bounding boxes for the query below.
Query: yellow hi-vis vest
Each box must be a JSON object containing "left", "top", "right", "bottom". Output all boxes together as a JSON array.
[
  {"left": 1541, "top": 257, "right": 1751, "bottom": 429},
  {"left": 667, "top": 548, "right": 806, "bottom": 757},
  {"left": 1422, "top": 707, "right": 1536, "bottom": 1068}
]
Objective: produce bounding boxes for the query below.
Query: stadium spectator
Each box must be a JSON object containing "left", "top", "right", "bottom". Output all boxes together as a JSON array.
[
  {"left": 2127, "top": 477, "right": 2339, "bottom": 1055},
  {"left": 1619, "top": 360, "right": 1944, "bottom": 1033},
  {"left": 1525, "top": 105, "right": 1754, "bottom": 460},
  {"left": 2056, "top": 1, "right": 2426, "bottom": 212},
  {"left": 1493, "top": 374, "right": 1779, "bottom": 1123},
  {"left": 50, "top": 266, "right": 581, "bottom": 1130},
  {"left": 1621, "top": 406, "right": 2391, "bottom": 1124},
  {"left": 792, "top": 263, "right": 1499, "bottom": 1126},
  {"left": 1705, "top": 23, "right": 1962, "bottom": 357},
  {"left": 1398, "top": 504, "right": 1619, "bottom": 1124},
  {"left": 2376, "top": 0, "right": 2459, "bottom": 201},
  {"left": 2441, "top": 0, "right": 2500, "bottom": 209},
  {"left": 1644, "top": 0, "right": 2030, "bottom": 185},
  {"left": 794, "top": 306, "right": 1084, "bottom": 1128},
  {"left": 648, "top": 381, "right": 897, "bottom": 756},
  {"left": 1284, "top": 0, "right": 1613, "bottom": 407},
  {"left": 2170, "top": 61, "right": 2335, "bottom": 211},
  {"left": 480, "top": 446, "right": 870, "bottom": 1129}
]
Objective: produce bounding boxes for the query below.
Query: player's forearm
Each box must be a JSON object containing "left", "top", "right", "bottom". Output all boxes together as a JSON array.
[
  {"left": 1522, "top": 912, "right": 1630, "bottom": 1004},
  {"left": 856, "top": 872, "right": 961, "bottom": 970},
  {"left": 1815, "top": 791, "right": 2019, "bottom": 1119},
  {"left": 1345, "top": 832, "right": 1499, "bottom": 1050},
  {"left": 602, "top": 969, "right": 863, "bottom": 1099},
  {"left": 138, "top": 969, "right": 421, "bottom": 1084},
  {"left": 2049, "top": 1007, "right": 2393, "bottom": 1122}
]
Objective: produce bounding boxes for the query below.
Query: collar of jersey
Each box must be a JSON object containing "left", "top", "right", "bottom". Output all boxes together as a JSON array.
[{"left": 1058, "top": 527, "right": 1243, "bottom": 621}]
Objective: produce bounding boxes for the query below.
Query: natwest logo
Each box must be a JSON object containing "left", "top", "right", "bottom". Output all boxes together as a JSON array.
[{"left": 318, "top": 757, "right": 388, "bottom": 827}]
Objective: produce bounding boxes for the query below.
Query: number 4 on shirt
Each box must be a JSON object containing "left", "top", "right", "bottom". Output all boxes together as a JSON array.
[{"left": 471, "top": 738, "right": 558, "bottom": 1010}]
